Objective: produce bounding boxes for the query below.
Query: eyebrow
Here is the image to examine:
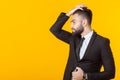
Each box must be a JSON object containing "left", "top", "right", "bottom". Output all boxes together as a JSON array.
[{"left": 71, "top": 19, "right": 75, "bottom": 22}]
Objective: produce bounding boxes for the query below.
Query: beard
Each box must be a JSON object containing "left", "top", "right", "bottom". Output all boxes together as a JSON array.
[{"left": 72, "top": 25, "right": 84, "bottom": 36}]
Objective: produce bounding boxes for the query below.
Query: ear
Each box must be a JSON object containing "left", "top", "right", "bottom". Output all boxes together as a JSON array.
[{"left": 82, "top": 19, "right": 87, "bottom": 26}]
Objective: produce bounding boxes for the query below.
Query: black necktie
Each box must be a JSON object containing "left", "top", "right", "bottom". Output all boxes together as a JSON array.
[{"left": 76, "top": 37, "right": 85, "bottom": 61}]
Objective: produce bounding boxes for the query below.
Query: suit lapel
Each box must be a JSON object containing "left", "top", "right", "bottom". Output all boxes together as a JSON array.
[
  {"left": 81, "top": 31, "right": 97, "bottom": 60},
  {"left": 72, "top": 35, "right": 81, "bottom": 62}
]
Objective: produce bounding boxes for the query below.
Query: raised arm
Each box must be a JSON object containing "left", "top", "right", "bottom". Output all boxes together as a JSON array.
[
  {"left": 50, "top": 12, "right": 71, "bottom": 44},
  {"left": 50, "top": 5, "right": 86, "bottom": 44}
]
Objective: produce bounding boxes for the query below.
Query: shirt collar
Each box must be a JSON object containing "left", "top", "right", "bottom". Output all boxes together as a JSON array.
[{"left": 82, "top": 30, "right": 93, "bottom": 39}]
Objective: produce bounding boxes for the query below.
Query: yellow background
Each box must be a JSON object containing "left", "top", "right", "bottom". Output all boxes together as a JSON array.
[{"left": 0, "top": 0, "right": 119, "bottom": 80}]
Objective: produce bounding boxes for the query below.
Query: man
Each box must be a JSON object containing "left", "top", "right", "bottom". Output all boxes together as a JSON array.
[{"left": 50, "top": 5, "right": 115, "bottom": 80}]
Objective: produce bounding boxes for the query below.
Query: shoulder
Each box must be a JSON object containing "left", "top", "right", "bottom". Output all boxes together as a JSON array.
[{"left": 95, "top": 33, "right": 110, "bottom": 45}]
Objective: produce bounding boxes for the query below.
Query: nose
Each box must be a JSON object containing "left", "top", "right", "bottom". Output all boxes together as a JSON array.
[{"left": 70, "top": 24, "right": 74, "bottom": 29}]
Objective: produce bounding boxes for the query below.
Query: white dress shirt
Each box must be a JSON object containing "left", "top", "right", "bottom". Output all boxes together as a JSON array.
[{"left": 79, "top": 30, "right": 93, "bottom": 59}]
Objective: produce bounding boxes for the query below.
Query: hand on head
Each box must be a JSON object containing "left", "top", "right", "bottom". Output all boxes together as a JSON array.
[{"left": 66, "top": 4, "right": 87, "bottom": 16}]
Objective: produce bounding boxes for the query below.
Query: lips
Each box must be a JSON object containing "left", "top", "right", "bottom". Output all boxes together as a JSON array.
[
  {"left": 71, "top": 28, "right": 75, "bottom": 30},
  {"left": 71, "top": 28, "right": 76, "bottom": 32}
]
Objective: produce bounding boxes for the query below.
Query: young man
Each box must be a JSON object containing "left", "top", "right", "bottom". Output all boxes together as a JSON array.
[{"left": 50, "top": 5, "right": 115, "bottom": 80}]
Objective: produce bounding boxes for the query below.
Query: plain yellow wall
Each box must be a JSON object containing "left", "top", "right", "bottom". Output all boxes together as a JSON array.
[{"left": 0, "top": 0, "right": 119, "bottom": 80}]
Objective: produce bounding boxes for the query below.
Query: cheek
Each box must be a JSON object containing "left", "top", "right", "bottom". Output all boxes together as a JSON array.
[
  {"left": 75, "top": 23, "right": 81, "bottom": 29},
  {"left": 71, "top": 22, "right": 81, "bottom": 30}
]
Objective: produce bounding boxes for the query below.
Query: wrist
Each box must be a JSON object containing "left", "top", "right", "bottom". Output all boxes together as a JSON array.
[
  {"left": 66, "top": 12, "right": 72, "bottom": 17},
  {"left": 66, "top": 9, "right": 76, "bottom": 17}
]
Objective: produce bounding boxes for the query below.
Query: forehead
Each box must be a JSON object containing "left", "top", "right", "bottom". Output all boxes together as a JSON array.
[{"left": 72, "top": 14, "right": 82, "bottom": 21}]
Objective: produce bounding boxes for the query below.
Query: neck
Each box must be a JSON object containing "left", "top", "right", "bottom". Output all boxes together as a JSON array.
[{"left": 81, "top": 26, "right": 92, "bottom": 37}]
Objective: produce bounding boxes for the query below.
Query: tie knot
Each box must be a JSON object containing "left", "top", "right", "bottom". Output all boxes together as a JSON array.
[{"left": 81, "top": 37, "right": 85, "bottom": 41}]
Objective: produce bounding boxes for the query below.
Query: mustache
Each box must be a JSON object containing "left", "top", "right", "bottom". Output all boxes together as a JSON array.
[{"left": 71, "top": 28, "right": 76, "bottom": 31}]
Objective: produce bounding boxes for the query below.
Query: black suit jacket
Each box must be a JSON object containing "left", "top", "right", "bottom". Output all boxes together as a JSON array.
[{"left": 50, "top": 13, "right": 115, "bottom": 80}]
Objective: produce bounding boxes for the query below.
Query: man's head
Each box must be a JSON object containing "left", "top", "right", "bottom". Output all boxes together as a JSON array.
[{"left": 71, "top": 7, "right": 92, "bottom": 35}]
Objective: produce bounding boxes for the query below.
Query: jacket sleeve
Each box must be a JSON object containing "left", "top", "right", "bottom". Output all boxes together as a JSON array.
[
  {"left": 50, "top": 12, "right": 72, "bottom": 44},
  {"left": 87, "top": 39, "right": 115, "bottom": 80}
]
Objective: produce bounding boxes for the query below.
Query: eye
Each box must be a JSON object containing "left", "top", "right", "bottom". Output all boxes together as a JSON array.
[
  {"left": 72, "top": 21, "right": 75, "bottom": 24},
  {"left": 73, "top": 22, "right": 76, "bottom": 24},
  {"left": 71, "top": 20, "right": 76, "bottom": 24}
]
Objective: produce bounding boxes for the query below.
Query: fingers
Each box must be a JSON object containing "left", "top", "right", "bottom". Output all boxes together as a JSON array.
[
  {"left": 75, "top": 4, "right": 87, "bottom": 10},
  {"left": 72, "top": 68, "right": 79, "bottom": 77},
  {"left": 72, "top": 67, "right": 83, "bottom": 80},
  {"left": 76, "top": 66, "right": 83, "bottom": 69},
  {"left": 72, "top": 71, "right": 77, "bottom": 79},
  {"left": 66, "top": 4, "right": 87, "bottom": 16},
  {"left": 76, "top": 4, "right": 87, "bottom": 8},
  {"left": 76, "top": 67, "right": 84, "bottom": 72}
]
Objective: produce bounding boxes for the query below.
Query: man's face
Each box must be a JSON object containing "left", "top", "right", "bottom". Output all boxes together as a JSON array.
[{"left": 71, "top": 14, "right": 84, "bottom": 35}]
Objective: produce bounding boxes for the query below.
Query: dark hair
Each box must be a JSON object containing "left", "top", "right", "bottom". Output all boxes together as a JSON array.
[{"left": 73, "top": 7, "right": 92, "bottom": 25}]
